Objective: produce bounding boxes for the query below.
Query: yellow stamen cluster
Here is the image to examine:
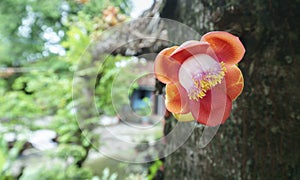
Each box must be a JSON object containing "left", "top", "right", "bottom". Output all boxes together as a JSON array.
[{"left": 189, "top": 62, "right": 226, "bottom": 100}]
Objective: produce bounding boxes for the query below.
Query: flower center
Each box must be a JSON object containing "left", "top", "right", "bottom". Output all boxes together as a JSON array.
[
  {"left": 188, "top": 62, "right": 226, "bottom": 100},
  {"left": 178, "top": 54, "right": 226, "bottom": 101}
]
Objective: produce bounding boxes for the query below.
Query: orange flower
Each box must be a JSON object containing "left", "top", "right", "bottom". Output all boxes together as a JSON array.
[{"left": 154, "top": 31, "right": 245, "bottom": 126}]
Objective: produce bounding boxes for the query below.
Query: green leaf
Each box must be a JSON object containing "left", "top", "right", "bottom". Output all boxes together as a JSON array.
[{"left": 0, "top": 150, "right": 6, "bottom": 172}]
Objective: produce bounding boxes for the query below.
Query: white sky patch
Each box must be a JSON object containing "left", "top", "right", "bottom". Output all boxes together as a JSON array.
[
  {"left": 130, "top": 0, "right": 154, "bottom": 18},
  {"left": 43, "top": 28, "right": 60, "bottom": 44},
  {"left": 18, "top": 5, "right": 35, "bottom": 38}
]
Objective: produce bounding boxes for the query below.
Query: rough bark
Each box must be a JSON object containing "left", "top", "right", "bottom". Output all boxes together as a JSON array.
[{"left": 161, "top": 0, "right": 300, "bottom": 179}]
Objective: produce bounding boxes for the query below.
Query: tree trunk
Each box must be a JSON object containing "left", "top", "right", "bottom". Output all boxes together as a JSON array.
[{"left": 161, "top": 0, "right": 300, "bottom": 179}]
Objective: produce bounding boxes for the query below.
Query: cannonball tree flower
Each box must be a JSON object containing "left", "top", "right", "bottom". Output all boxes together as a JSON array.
[{"left": 154, "top": 31, "right": 245, "bottom": 126}]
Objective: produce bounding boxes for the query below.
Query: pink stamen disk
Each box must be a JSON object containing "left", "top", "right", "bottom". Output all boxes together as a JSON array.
[
  {"left": 188, "top": 62, "right": 226, "bottom": 100},
  {"left": 178, "top": 54, "right": 227, "bottom": 101}
]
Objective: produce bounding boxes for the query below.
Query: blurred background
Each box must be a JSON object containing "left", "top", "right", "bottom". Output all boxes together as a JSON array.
[{"left": 0, "top": 0, "right": 299, "bottom": 179}]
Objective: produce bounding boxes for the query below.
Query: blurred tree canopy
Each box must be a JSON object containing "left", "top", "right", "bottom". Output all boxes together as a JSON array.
[
  {"left": 0, "top": 0, "right": 132, "bottom": 179},
  {"left": 0, "top": 0, "right": 131, "bottom": 66}
]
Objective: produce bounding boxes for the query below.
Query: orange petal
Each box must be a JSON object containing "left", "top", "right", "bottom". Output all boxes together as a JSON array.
[
  {"left": 170, "top": 41, "right": 210, "bottom": 64},
  {"left": 201, "top": 31, "right": 245, "bottom": 65},
  {"left": 165, "top": 83, "right": 189, "bottom": 114},
  {"left": 190, "top": 82, "right": 232, "bottom": 126},
  {"left": 224, "top": 65, "right": 244, "bottom": 101},
  {"left": 154, "top": 46, "right": 180, "bottom": 84}
]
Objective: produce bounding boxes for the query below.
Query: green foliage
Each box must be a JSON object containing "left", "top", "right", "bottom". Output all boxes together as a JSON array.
[
  {"left": 99, "top": 168, "right": 118, "bottom": 180},
  {"left": 0, "top": 90, "right": 43, "bottom": 120},
  {"left": 0, "top": 64, "right": 72, "bottom": 121},
  {"left": 19, "top": 163, "right": 93, "bottom": 180},
  {"left": 135, "top": 97, "right": 152, "bottom": 116},
  {"left": 56, "top": 144, "right": 86, "bottom": 162},
  {"left": 95, "top": 55, "right": 138, "bottom": 116},
  {"left": 0, "top": 0, "right": 136, "bottom": 179},
  {"left": 0, "top": 138, "right": 7, "bottom": 177},
  {"left": 147, "top": 160, "right": 163, "bottom": 180},
  {"left": 0, "top": 0, "right": 65, "bottom": 65},
  {"left": 81, "top": 0, "right": 131, "bottom": 16},
  {"left": 61, "top": 12, "right": 92, "bottom": 67},
  {"left": 0, "top": 150, "right": 5, "bottom": 174},
  {"left": 0, "top": 136, "right": 26, "bottom": 179},
  {"left": 0, "top": 0, "right": 130, "bottom": 66}
]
